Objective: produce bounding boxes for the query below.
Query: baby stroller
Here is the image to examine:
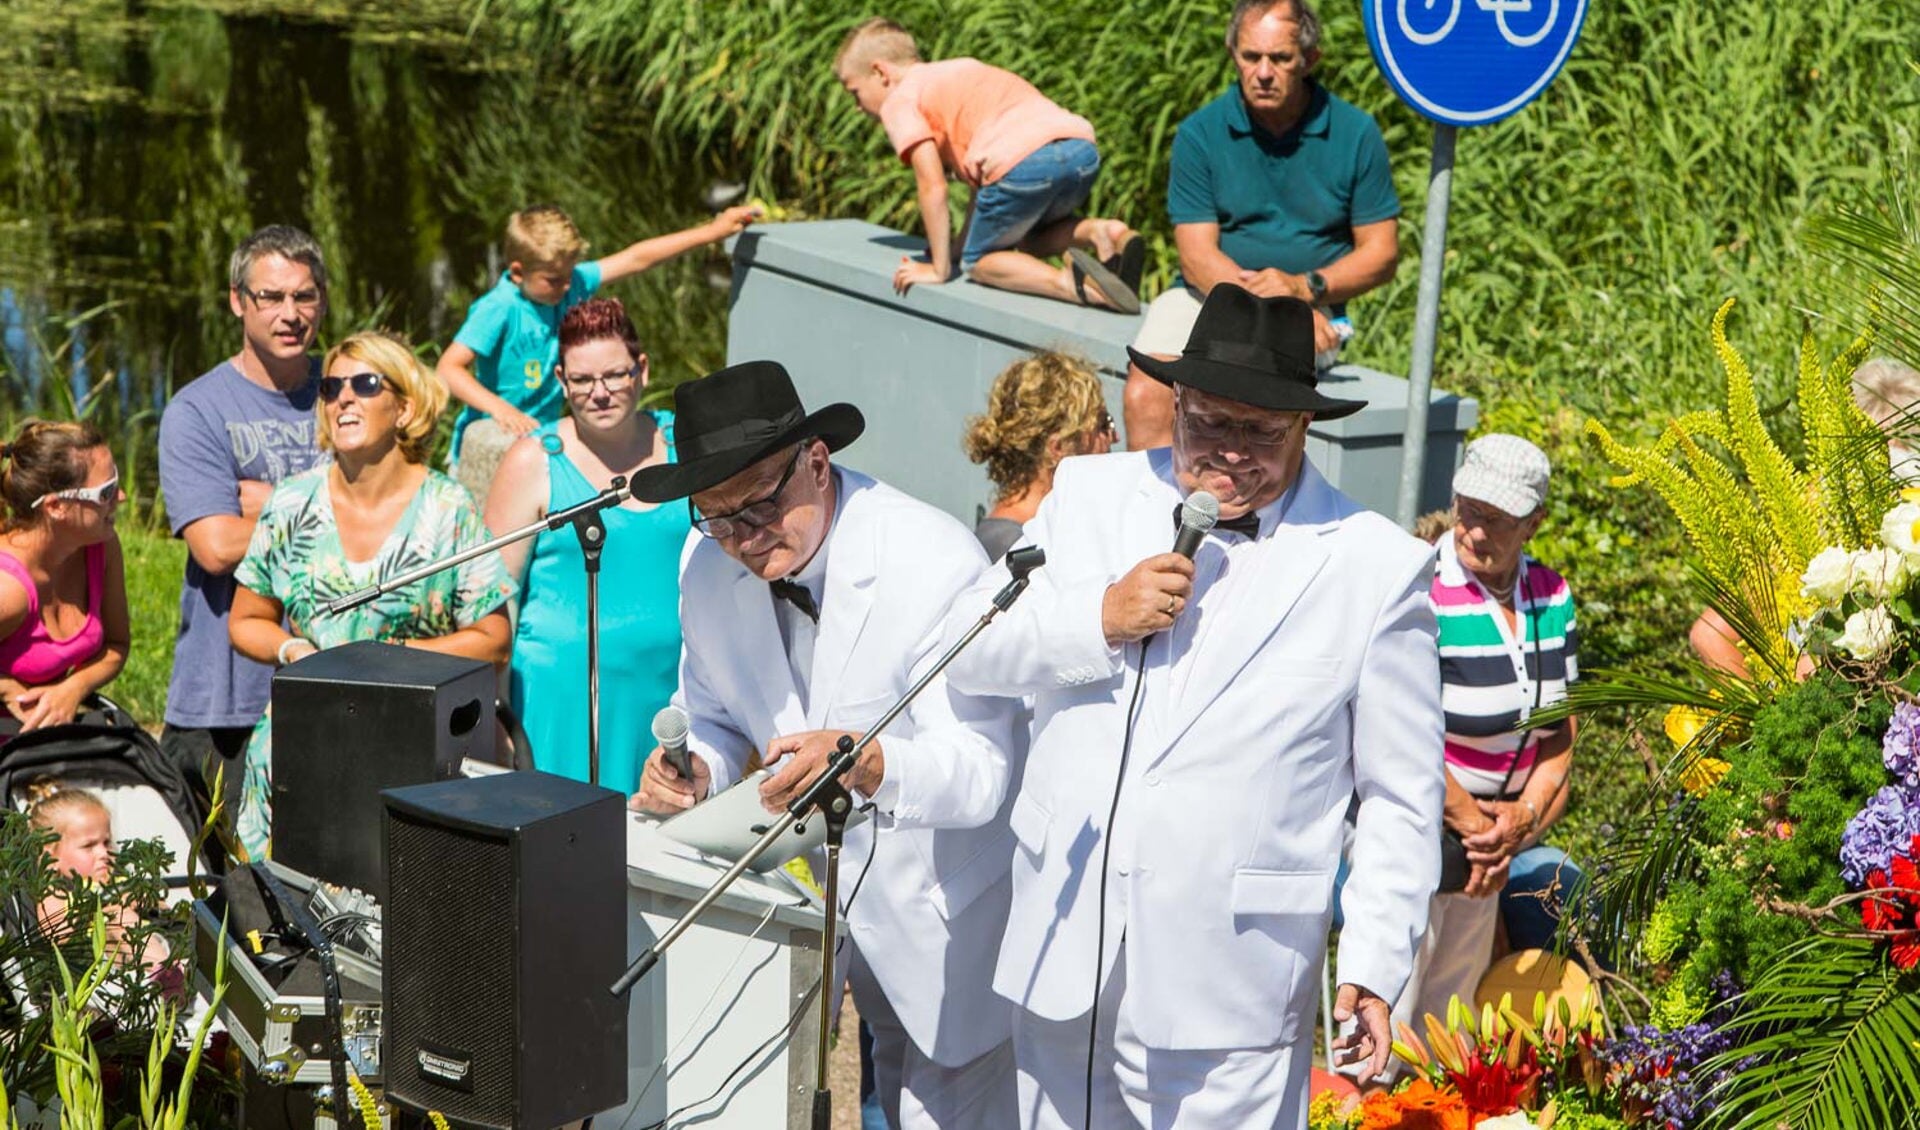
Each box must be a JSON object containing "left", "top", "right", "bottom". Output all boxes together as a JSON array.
[{"left": 0, "top": 695, "right": 219, "bottom": 889}]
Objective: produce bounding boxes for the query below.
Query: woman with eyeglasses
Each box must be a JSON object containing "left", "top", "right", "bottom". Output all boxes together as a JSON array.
[
  {"left": 228, "top": 330, "right": 514, "bottom": 859},
  {"left": 961, "top": 349, "right": 1116, "bottom": 562},
  {"left": 483, "top": 298, "right": 687, "bottom": 794},
  {"left": 0, "top": 420, "right": 130, "bottom": 732}
]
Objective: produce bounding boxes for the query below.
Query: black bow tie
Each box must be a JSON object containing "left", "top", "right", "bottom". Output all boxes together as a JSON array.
[
  {"left": 771, "top": 578, "right": 820, "bottom": 623},
  {"left": 1173, "top": 504, "right": 1262, "bottom": 540}
]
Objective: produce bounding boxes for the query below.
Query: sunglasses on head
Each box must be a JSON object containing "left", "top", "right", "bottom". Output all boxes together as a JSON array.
[
  {"left": 34, "top": 475, "right": 122, "bottom": 509},
  {"left": 319, "top": 372, "right": 389, "bottom": 402}
]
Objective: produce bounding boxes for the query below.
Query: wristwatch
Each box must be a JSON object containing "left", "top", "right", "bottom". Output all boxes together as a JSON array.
[{"left": 1306, "top": 270, "right": 1329, "bottom": 303}]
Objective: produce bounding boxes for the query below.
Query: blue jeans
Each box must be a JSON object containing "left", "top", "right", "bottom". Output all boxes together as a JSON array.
[
  {"left": 1501, "top": 844, "right": 1584, "bottom": 951},
  {"left": 961, "top": 138, "right": 1100, "bottom": 269}
]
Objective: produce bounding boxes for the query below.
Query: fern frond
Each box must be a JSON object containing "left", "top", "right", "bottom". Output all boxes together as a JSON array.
[
  {"left": 1714, "top": 299, "right": 1822, "bottom": 566},
  {"left": 1703, "top": 936, "right": 1920, "bottom": 1130}
]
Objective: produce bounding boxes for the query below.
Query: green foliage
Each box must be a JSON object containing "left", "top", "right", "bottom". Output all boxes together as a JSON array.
[
  {"left": 481, "top": 0, "right": 1915, "bottom": 422},
  {"left": 0, "top": 811, "right": 229, "bottom": 1125},
  {"left": 1704, "top": 936, "right": 1920, "bottom": 1130}
]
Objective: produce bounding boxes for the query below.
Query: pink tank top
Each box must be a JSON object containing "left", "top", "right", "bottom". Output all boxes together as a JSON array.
[{"left": 0, "top": 544, "right": 105, "bottom": 685}]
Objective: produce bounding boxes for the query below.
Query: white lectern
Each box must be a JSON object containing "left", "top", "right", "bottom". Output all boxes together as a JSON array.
[{"left": 603, "top": 815, "right": 826, "bottom": 1129}]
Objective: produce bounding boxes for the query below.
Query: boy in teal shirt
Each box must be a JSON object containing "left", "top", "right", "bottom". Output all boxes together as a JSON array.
[{"left": 438, "top": 202, "right": 758, "bottom": 462}]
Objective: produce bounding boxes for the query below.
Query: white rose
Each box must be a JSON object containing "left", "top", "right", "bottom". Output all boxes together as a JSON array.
[
  {"left": 1851, "top": 547, "right": 1914, "bottom": 600},
  {"left": 1474, "top": 1115, "right": 1540, "bottom": 1130},
  {"left": 1881, "top": 502, "right": 1920, "bottom": 557},
  {"left": 1799, "top": 545, "right": 1854, "bottom": 605},
  {"left": 1836, "top": 605, "right": 1897, "bottom": 659}
]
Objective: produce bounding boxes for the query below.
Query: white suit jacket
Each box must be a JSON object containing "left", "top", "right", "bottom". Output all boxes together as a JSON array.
[
  {"left": 674, "top": 467, "right": 1018, "bottom": 1066},
  {"left": 943, "top": 450, "right": 1444, "bottom": 1051}
]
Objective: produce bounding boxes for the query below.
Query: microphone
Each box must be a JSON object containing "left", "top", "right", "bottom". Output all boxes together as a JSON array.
[
  {"left": 1172, "top": 490, "right": 1220, "bottom": 559},
  {"left": 651, "top": 706, "right": 696, "bottom": 782}
]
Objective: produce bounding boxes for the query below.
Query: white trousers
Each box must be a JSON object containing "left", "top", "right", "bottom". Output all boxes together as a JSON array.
[
  {"left": 1011, "top": 943, "right": 1310, "bottom": 1129},
  {"left": 849, "top": 945, "right": 1016, "bottom": 1129}
]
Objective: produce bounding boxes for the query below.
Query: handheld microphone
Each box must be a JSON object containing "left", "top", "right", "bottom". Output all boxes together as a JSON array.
[
  {"left": 651, "top": 705, "right": 696, "bottom": 783},
  {"left": 1172, "top": 490, "right": 1220, "bottom": 559}
]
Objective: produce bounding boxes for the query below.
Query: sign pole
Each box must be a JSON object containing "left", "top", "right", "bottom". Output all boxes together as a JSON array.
[{"left": 1395, "top": 121, "right": 1457, "bottom": 528}]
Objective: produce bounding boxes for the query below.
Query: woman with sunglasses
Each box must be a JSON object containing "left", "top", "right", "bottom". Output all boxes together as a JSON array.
[
  {"left": 0, "top": 420, "right": 131, "bottom": 732},
  {"left": 962, "top": 349, "right": 1116, "bottom": 562},
  {"left": 483, "top": 298, "right": 687, "bottom": 794},
  {"left": 228, "top": 330, "right": 513, "bottom": 859}
]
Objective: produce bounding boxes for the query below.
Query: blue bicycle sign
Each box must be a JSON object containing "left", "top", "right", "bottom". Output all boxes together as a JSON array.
[{"left": 1365, "top": 0, "right": 1587, "bottom": 125}]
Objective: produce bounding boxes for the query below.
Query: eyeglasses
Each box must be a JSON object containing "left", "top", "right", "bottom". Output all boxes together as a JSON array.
[
  {"left": 1455, "top": 501, "right": 1530, "bottom": 534},
  {"left": 561, "top": 366, "right": 638, "bottom": 394},
  {"left": 240, "top": 286, "right": 323, "bottom": 312},
  {"left": 319, "top": 372, "right": 389, "bottom": 402},
  {"left": 34, "top": 475, "right": 121, "bottom": 510},
  {"left": 1178, "top": 409, "right": 1300, "bottom": 449},
  {"left": 689, "top": 447, "right": 805, "bottom": 540}
]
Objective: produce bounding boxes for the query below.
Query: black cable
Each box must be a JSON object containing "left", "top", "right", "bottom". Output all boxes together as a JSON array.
[
  {"left": 1085, "top": 641, "right": 1152, "bottom": 1129},
  {"left": 635, "top": 973, "right": 824, "bottom": 1129},
  {"left": 834, "top": 802, "right": 881, "bottom": 958}
]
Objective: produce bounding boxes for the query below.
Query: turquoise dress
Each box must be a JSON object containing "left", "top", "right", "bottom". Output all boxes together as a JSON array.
[{"left": 509, "top": 414, "right": 688, "bottom": 794}]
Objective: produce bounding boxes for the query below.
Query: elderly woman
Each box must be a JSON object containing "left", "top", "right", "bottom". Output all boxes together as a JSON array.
[
  {"left": 0, "top": 420, "right": 130, "bottom": 731},
  {"left": 229, "top": 330, "right": 513, "bottom": 858},
  {"left": 1402, "top": 433, "right": 1581, "bottom": 1031},
  {"left": 962, "top": 349, "right": 1116, "bottom": 561},
  {"left": 483, "top": 298, "right": 687, "bottom": 793}
]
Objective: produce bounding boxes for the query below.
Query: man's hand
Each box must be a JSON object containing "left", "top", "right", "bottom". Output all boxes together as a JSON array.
[
  {"left": 489, "top": 406, "right": 541, "bottom": 437},
  {"left": 1331, "top": 983, "right": 1394, "bottom": 1081},
  {"left": 1463, "top": 798, "right": 1535, "bottom": 865},
  {"left": 708, "top": 204, "right": 762, "bottom": 239},
  {"left": 238, "top": 479, "right": 273, "bottom": 520},
  {"left": 12, "top": 680, "right": 86, "bottom": 731},
  {"left": 1101, "top": 554, "right": 1196, "bottom": 646},
  {"left": 1311, "top": 308, "right": 1340, "bottom": 355},
  {"left": 629, "top": 747, "right": 712, "bottom": 813},
  {"left": 1236, "top": 267, "right": 1311, "bottom": 301},
  {"left": 892, "top": 258, "right": 948, "bottom": 295},
  {"left": 758, "top": 730, "right": 884, "bottom": 814}
]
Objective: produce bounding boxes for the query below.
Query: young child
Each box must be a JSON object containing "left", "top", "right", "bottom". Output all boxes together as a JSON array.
[
  {"left": 27, "top": 784, "right": 172, "bottom": 978},
  {"left": 436, "top": 201, "right": 760, "bottom": 466},
  {"left": 834, "top": 18, "right": 1143, "bottom": 313}
]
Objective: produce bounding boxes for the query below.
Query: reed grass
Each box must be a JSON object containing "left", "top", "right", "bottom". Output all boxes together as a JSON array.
[{"left": 483, "top": 0, "right": 1918, "bottom": 419}]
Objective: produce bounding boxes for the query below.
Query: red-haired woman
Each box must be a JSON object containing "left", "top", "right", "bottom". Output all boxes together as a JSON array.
[{"left": 483, "top": 298, "right": 686, "bottom": 793}]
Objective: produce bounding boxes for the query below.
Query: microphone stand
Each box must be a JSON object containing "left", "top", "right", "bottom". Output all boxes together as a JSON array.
[
  {"left": 609, "top": 547, "right": 1047, "bottom": 1130},
  {"left": 321, "top": 476, "right": 631, "bottom": 783}
]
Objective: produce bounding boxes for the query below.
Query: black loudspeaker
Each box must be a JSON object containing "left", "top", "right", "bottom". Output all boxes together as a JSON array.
[
  {"left": 381, "top": 771, "right": 627, "bottom": 1129},
  {"left": 271, "top": 640, "right": 496, "bottom": 899}
]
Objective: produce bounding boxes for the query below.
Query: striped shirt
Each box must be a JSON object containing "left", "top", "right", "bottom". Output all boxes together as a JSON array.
[{"left": 1432, "top": 537, "right": 1578, "bottom": 796}]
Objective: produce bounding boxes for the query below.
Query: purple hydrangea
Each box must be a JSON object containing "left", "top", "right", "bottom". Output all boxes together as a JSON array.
[
  {"left": 1840, "top": 784, "right": 1920, "bottom": 888},
  {"left": 1887, "top": 701, "right": 1920, "bottom": 789}
]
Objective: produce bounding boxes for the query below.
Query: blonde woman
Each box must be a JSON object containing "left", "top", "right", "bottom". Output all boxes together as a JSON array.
[
  {"left": 962, "top": 350, "right": 1116, "bottom": 561},
  {"left": 0, "top": 419, "right": 130, "bottom": 731},
  {"left": 229, "top": 330, "right": 513, "bottom": 858}
]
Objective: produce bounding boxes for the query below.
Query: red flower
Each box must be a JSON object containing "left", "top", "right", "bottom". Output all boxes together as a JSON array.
[{"left": 1861, "top": 849, "right": 1920, "bottom": 969}]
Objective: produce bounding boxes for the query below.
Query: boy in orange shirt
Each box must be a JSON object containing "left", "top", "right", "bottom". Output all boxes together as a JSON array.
[{"left": 834, "top": 19, "right": 1142, "bottom": 313}]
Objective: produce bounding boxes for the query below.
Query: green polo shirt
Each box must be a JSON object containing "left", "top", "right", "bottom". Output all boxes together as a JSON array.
[{"left": 1167, "top": 82, "right": 1399, "bottom": 294}]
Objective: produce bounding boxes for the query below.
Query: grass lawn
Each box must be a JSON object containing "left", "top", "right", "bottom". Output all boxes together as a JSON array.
[{"left": 117, "top": 521, "right": 185, "bottom": 727}]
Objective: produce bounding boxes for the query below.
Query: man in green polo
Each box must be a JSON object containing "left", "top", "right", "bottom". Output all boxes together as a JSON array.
[{"left": 1123, "top": 0, "right": 1402, "bottom": 449}]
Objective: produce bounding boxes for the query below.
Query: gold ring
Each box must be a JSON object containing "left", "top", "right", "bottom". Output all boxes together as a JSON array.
[{"left": 1165, "top": 595, "right": 1177, "bottom": 615}]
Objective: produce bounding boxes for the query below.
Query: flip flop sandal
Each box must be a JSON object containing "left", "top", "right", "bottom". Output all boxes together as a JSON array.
[
  {"left": 1104, "top": 236, "right": 1146, "bottom": 298},
  {"left": 1068, "top": 248, "right": 1142, "bottom": 315}
]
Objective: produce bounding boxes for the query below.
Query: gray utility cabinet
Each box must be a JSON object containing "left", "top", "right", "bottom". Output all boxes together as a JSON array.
[{"left": 726, "top": 220, "right": 1476, "bottom": 524}]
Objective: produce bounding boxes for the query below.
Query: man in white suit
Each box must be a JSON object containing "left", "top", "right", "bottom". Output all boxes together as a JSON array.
[
  {"left": 628, "top": 360, "right": 1019, "bottom": 1127},
  {"left": 944, "top": 285, "right": 1445, "bottom": 1128}
]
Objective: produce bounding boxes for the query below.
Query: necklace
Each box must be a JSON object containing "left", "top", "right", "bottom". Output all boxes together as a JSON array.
[{"left": 1479, "top": 569, "right": 1519, "bottom": 603}]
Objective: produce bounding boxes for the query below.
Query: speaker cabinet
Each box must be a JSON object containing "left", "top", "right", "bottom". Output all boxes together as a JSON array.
[
  {"left": 271, "top": 640, "right": 495, "bottom": 899},
  {"left": 382, "top": 771, "right": 627, "bottom": 1129}
]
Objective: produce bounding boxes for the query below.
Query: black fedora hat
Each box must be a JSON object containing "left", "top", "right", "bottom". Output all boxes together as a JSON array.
[
  {"left": 629, "top": 360, "right": 864, "bottom": 503},
  {"left": 1126, "top": 285, "right": 1366, "bottom": 420}
]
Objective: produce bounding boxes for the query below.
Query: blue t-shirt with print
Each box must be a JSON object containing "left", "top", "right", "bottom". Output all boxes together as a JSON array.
[
  {"left": 158, "top": 359, "right": 327, "bottom": 729},
  {"left": 448, "top": 260, "right": 603, "bottom": 457}
]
